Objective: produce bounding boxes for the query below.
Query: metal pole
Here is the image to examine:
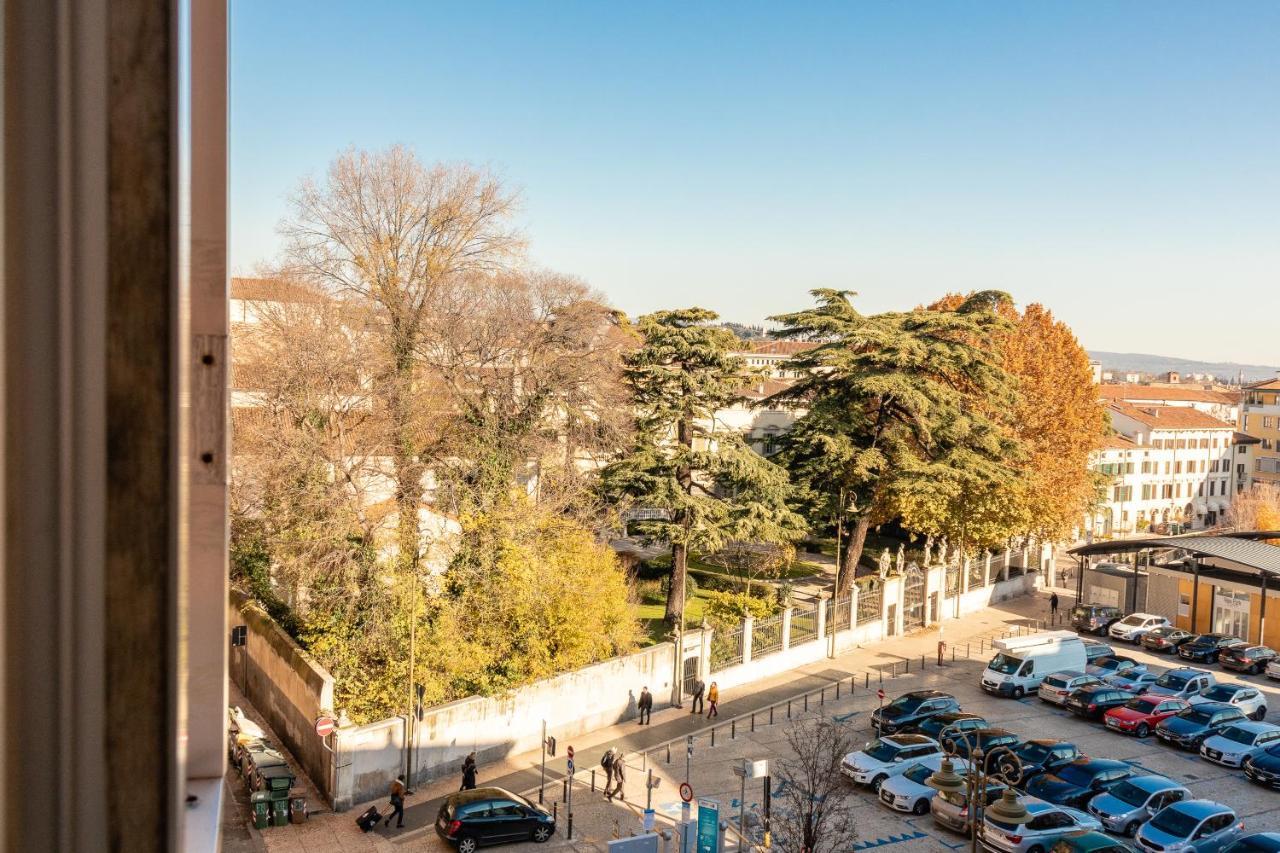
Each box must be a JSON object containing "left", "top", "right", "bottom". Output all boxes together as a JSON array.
[
  {"left": 1261, "top": 574, "right": 1269, "bottom": 646},
  {"left": 762, "top": 776, "right": 772, "bottom": 850},
  {"left": 1191, "top": 560, "right": 1201, "bottom": 634},
  {"left": 539, "top": 720, "right": 547, "bottom": 804},
  {"left": 567, "top": 767, "right": 574, "bottom": 840},
  {"left": 648, "top": 768, "right": 654, "bottom": 810},
  {"left": 738, "top": 772, "right": 747, "bottom": 853},
  {"left": 686, "top": 736, "right": 691, "bottom": 785},
  {"left": 1131, "top": 550, "right": 1140, "bottom": 614}
]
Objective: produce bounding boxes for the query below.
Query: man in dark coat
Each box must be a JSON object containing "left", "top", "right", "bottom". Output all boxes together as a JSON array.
[
  {"left": 637, "top": 686, "right": 653, "bottom": 724},
  {"left": 690, "top": 678, "right": 705, "bottom": 715},
  {"left": 460, "top": 752, "right": 478, "bottom": 790}
]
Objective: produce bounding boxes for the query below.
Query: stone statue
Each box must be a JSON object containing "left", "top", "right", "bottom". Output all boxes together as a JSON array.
[
  {"left": 879, "top": 548, "right": 891, "bottom": 577},
  {"left": 895, "top": 543, "right": 905, "bottom": 572}
]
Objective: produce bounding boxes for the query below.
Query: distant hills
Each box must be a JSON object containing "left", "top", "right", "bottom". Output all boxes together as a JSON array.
[{"left": 1089, "top": 351, "right": 1279, "bottom": 383}]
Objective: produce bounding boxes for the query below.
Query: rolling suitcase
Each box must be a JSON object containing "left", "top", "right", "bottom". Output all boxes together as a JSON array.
[{"left": 355, "top": 805, "right": 382, "bottom": 832}]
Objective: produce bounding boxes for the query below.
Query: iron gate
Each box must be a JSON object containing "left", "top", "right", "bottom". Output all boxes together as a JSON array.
[
  {"left": 903, "top": 565, "right": 926, "bottom": 631},
  {"left": 682, "top": 654, "right": 700, "bottom": 696}
]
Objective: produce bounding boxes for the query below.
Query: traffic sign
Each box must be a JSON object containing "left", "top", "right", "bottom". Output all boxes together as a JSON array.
[
  {"left": 679, "top": 782, "right": 694, "bottom": 802},
  {"left": 314, "top": 716, "right": 335, "bottom": 737},
  {"left": 567, "top": 759, "right": 576, "bottom": 774},
  {"left": 686, "top": 734, "right": 694, "bottom": 756},
  {"left": 876, "top": 688, "right": 885, "bottom": 701},
  {"left": 567, "top": 745, "right": 575, "bottom": 761}
]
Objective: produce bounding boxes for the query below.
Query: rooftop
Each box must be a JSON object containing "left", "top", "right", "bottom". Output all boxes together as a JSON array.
[
  {"left": 739, "top": 340, "right": 820, "bottom": 356},
  {"left": 1246, "top": 377, "right": 1280, "bottom": 391},
  {"left": 1099, "top": 383, "right": 1238, "bottom": 405},
  {"left": 1109, "top": 402, "right": 1235, "bottom": 431}
]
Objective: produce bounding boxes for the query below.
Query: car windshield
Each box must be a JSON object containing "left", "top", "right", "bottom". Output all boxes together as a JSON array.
[
  {"left": 1148, "top": 807, "right": 1200, "bottom": 838},
  {"left": 1096, "top": 659, "right": 1123, "bottom": 671},
  {"left": 1071, "top": 606, "right": 1092, "bottom": 618},
  {"left": 1126, "top": 698, "right": 1158, "bottom": 713},
  {"left": 1044, "top": 675, "right": 1068, "bottom": 688},
  {"left": 1178, "top": 708, "right": 1213, "bottom": 725},
  {"left": 1189, "top": 635, "right": 1216, "bottom": 645},
  {"left": 1156, "top": 672, "right": 1190, "bottom": 690},
  {"left": 1057, "top": 764, "right": 1096, "bottom": 787},
  {"left": 1018, "top": 742, "right": 1051, "bottom": 763},
  {"left": 885, "top": 695, "right": 925, "bottom": 713},
  {"left": 1118, "top": 616, "right": 1145, "bottom": 626},
  {"left": 1202, "top": 686, "right": 1238, "bottom": 702},
  {"left": 1109, "top": 782, "right": 1156, "bottom": 808},
  {"left": 988, "top": 653, "right": 1022, "bottom": 675},
  {"left": 863, "top": 740, "right": 901, "bottom": 762},
  {"left": 1219, "top": 726, "right": 1257, "bottom": 746},
  {"left": 903, "top": 763, "right": 935, "bottom": 784}
]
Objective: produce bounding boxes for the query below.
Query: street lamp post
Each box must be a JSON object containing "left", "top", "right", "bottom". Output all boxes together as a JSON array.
[{"left": 927, "top": 730, "right": 1026, "bottom": 853}]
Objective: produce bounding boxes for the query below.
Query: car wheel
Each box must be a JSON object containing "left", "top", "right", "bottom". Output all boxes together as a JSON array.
[
  {"left": 1253, "top": 707, "right": 1267, "bottom": 721},
  {"left": 871, "top": 775, "right": 887, "bottom": 793},
  {"left": 1012, "top": 686, "right": 1025, "bottom": 700},
  {"left": 532, "top": 825, "right": 553, "bottom": 843},
  {"left": 1251, "top": 664, "right": 1263, "bottom": 675},
  {"left": 1028, "top": 846, "right": 1045, "bottom": 853},
  {"left": 1124, "top": 821, "right": 1140, "bottom": 838},
  {"left": 912, "top": 799, "right": 929, "bottom": 816},
  {"left": 1136, "top": 723, "right": 1150, "bottom": 738},
  {"left": 457, "top": 837, "right": 479, "bottom": 853}
]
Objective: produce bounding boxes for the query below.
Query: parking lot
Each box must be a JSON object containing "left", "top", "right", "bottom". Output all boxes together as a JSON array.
[{"left": 418, "top": 628, "right": 1280, "bottom": 853}]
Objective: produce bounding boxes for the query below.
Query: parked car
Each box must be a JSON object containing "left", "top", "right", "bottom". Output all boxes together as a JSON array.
[
  {"left": 979, "top": 796, "right": 1103, "bottom": 853},
  {"left": 944, "top": 727, "right": 1020, "bottom": 760},
  {"left": 435, "top": 788, "right": 555, "bottom": 852},
  {"left": 1072, "top": 604, "right": 1124, "bottom": 636},
  {"left": 1199, "top": 721, "right": 1280, "bottom": 767},
  {"left": 1189, "top": 683, "right": 1268, "bottom": 721},
  {"left": 1083, "top": 640, "right": 1116, "bottom": 663},
  {"left": 1244, "top": 741, "right": 1280, "bottom": 788},
  {"left": 1141, "top": 627, "right": 1193, "bottom": 654},
  {"left": 1135, "top": 800, "right": 1243, "bottom": 853},
  {"left": 1225, "top": 834, "right": 1280, "bottom": 853},
  {"left": 1003, "top": 740, "right": 1082, "bottom": 781},
  {"left": 1146, "top": 668, "right": 1215, "bottom": 701},
  {"left": 841, "top": 733, "right": 942, "bottom": 791},
  {"left": 907, "top": 711, "right": 989, "bottom": 741},
  {"left": 1177, "top": 634, "right": 1244, "bottom": 664},
  {"left": 1065, "top": 685, "right": 1132, "bottom": 720},
  {"left": 934, "top": 778, "right": 1008, "bottom": 834},
  {"left": 1039, "top": 672, "right": 1102, "bottom": 706},
  {"left": 1109, "top": 613, "right": 1170, "bottom": 643},
  {"left": 1266, "top": 658, "right": 1280, "bottom": 682},
  {"left": 1103, "top": 672, "right": 1160, "bottom": 694},
  {"left": 1220, "top": 645, "right": 1278, "bottom": 675},
  {"left": 1050, "top": 830, "right": 1134, "bottom": 853},
  {"left": 1086, "top": 656, "right": 1144, "bottom": 678},
  {"left": 877, "top": 754, "right": 967, "bottom": 815},
  {"left": 1087, "top": 776, "right": 1190, "bottom": 837},
  {"left": 870, "top": 690, "right": 961, "bottom": 735},
  {"left": 1103, "top": 694, "right": 1190, "bottom": 738},
  {"left": 1155, "top": 703, "right": 1248, "bottom": 750},
  {"left": 1025, "top": 758, "right": 1133, "bottom": 810}
]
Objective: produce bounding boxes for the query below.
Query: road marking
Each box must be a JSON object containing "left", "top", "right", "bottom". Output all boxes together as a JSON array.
[
  {"left": 853, "top": 830, "right": 928, "bottom": 849},
  {"left": 833, "top": 711, "right": 858, "bottom": 723}
]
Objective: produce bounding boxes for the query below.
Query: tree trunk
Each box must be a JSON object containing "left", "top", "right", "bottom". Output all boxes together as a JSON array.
[
  {"left": 666, "top": 539, "right": 688, "bottom": 624},
  {"left": 390, "top": 347, "right": 425, "bottom": 574},
  {"left": 840, "top": 514, "right": 873, "bottom": 596},
  {"left": 667, "top": 414, "right": 695, "bottom": 624}
]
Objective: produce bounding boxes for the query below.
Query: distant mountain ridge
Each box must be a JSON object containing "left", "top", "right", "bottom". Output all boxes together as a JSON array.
[{"left": 1089, "top": 350, "right": 1279, "bottom": 383}]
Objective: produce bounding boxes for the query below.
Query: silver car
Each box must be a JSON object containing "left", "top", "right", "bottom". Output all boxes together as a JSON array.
[
  {"left": 841, "top": 733, "right": 941, "bottom": 791},
  {"left": 1136, "top": 800, "right": 1243, "bottom": 853},
  {"left": 877, "top": 754, "right": 970, "bottom": 816},
  {"left": 1087, "top": 775, "right": 1189, "bottom": 837},
  {"left": 1200, "top": 721, "right": 1280, "bottom": 767},
  {"left": 934, "top": 779, "right": 1008, "bottom": 834},
  {"left": 1039, "top": 671, "right": 1101, "bottom": 706},
  {"left": 979, "top": 798, "right": 1102, "bottom": 853}
]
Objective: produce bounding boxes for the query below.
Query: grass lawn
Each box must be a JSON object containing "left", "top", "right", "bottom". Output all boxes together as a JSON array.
[
  {"left": 687, "top": 554, "right": 817, "bottom": 581},
  {"left": 636, "top": 589, "right": 710, "bottom": 645}
]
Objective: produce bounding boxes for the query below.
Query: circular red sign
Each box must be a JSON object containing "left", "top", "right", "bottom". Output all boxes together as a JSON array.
[
  {"left": 877, "top": 688, "right": 885, "bottom": 700},
  {"left": 315, "top": 716, "right": 335, "bottom": 737},
  {"left": 679, "top": 782, "right": 694, "bottom": 803},
  {"left": 566, "top": 745, "right": 575, "bottom": 760}
]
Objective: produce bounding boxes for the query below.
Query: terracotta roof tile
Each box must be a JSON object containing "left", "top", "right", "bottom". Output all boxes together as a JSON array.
[
  {"left": 1099, "top": 383, "right": 1237, "bottom": 405},
  {"left": 1108, "top": 402, "right": 1235, "bottom": 431}
]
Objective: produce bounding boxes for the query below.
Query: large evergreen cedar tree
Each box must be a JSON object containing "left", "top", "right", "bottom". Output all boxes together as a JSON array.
[
  {"left": 602, "top": 308, "right": 806, "bottom": 623},
  {"left": 926, "top": 294, "right": 1109, "bottom": 542},
  {"left": 770, "top": 290, "right": 1025, "bottom": 595}
]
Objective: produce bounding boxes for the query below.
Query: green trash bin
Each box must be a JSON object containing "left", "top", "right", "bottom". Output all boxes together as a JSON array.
[
  {"left": 270, "top": 796, "right": 290, "bottom": 827},
  {"left": 289, "top": 795, "right": 308, "bottom": 824},
  {"left": 249, "top": 791, "right": 271, "bottom": 830}
]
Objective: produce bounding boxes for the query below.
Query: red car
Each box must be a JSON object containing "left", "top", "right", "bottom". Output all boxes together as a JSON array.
[{"left": 1103, "top": 693, "right": 1189, "bottom": 738}]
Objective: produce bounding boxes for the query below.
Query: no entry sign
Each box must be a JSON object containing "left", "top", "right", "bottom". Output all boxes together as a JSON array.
[
  {"left": 315, "top": 716, "right": 336, "bottom": 737},
  {"left": 876, "top": 688, "right": 885, "bottom": 701},
  {"left": 567, "top": 745, "right": 575, "bottom": 761}
]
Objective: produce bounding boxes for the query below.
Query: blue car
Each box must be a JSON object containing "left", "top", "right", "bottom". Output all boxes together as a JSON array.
[
  {"left": 1024, "top": 758, "right": 1133, "bottom": 810},
  {"left": 1244, "top": 741, "right": 1280, "bottom": 788},
  {"left": 1225, "top": 834, "right": 1280, "bottom": 853},
  {"left": 1135, "top": 799, "right": 1242, "bottom": 853},
  {"left": 1154, "top": 702, "right": 1246, "bottom": 750}
]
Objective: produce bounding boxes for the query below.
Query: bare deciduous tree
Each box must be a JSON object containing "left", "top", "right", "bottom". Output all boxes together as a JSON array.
[{"left": 772, "top": 717, "right": 860, "bottom": 853}]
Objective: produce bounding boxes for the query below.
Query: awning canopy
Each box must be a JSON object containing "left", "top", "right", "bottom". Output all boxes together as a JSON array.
[{"left": 1069, "top": 533, "right": 1280, "bottom": 576}]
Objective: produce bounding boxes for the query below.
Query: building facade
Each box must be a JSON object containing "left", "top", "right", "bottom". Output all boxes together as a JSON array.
[
  {"left": 1240, "top": 377, "right": 1280, "bottom": 486},
  {"left": 1099, "top": 382, "right": 1241, "bottom": 424}
]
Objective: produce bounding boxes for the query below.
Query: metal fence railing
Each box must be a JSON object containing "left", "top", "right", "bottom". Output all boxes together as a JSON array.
[
  {"left": 968, "top": 559, "right": 987, "bottom": 589},
  {"left": 752, "top": 613, "right": 784, "bottom": 657},
  {"left": 856, "top": 581, "right": 882, "bottom": 625},
  {"left": 945, "top": 564, "right": 960, "bottom": 597},
  {"left": 790, "top": 604, "right": 818, "bottom": 645},
  {"left": 826, "top": 594, "right": 851, "bottom": 635},
  {"left": 711, "top": 623, "right": 744, "bottom": 671}
]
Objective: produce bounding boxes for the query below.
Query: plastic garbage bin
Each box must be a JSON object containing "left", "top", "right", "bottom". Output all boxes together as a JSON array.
[
  {"left": 289, "top": 795, "right": 308, "bottom": 824},
  {"left": 250, "top": 791, "right": 271, "bottom": 830},
  {"left": 270, "top": 797, "right": 290, "bottom": 827}
]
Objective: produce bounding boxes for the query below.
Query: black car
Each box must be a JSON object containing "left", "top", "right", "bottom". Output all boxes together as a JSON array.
[
  {"left": 436, "top": 788, "right": 555, "bottom": 852},
  {"left": 1155, "top": 702, "right": 1247, "bottom": 749},
  {"left": 1072, "top": 604, "right": 1123, "bottom": 636},
  {"left": 942, "top": 727, "right": 1019, "bottom": 759},
  {"left": 1177, "top": 633, "right": 1244, "bottom": 664},
  {"left": 1085, "top": 656, "right": 1144, "bottom": 678},
  {"left": 871, "top": 690, "right": 961, "bottom": 735},
  {"left": 1065, "top": 685, "right": 1131, "bottom": 719},
  {"left": 906, "top": 711, "right": 989, "bottom": 741},
  {"left": 1141, "top": 626, "right": 1193, "bottom": 654},
  {"left": 1220, "top": 645, "right": 1278, "bottom": 675},
  {"left": 1225, "top": 834, "right": 1280, "bottom": 853},
  {"left": 1083, "top": 640, "right": 1115, "bottom": 663},
  {"left": 1024, "top": 758, "right": 1133, "bottom": 809},
  {"left": 1000, "top": 739, "right": 1082, "bottom": 781},
  {"left": 1245, "top": 742, "right": 1280, "bottom": 788}
]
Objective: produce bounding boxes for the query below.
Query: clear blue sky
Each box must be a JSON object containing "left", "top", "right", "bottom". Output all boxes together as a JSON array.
[{"left": 230, "top": 1, "right": 1279, "bottom": 364}]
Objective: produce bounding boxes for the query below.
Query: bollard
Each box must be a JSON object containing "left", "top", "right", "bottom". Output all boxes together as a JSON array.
[
  {"left": 787, "top": 700, "right": 792, "bottom": 719},
  {"left": 864, "top": 672, "right": 869, "bottom": 689},
  {"left": 731, "top": 720, "right": 736, "bottom": 740},
  {"left": 951, "top": 647, "right": 956, "bottom": 662},
  {"left": 770, "top": 707, "right": 774, "bottom": 725},
  {"left": 820, "top": 687, "right": 825, "bottom": 706},
  {"left": 563, "top": 780, "right": 568, "bottom": 803},
  {"left": 804, "top": 694, "right": 808, "bottom": 712},
  {"left": 591, "top": 770, "right": 597, "bottom": 792},
  {"left": 554, "top": 802, "right": 558, "bottom": 822},
  {"left": 568, "top": 812, "right": 574, "bottom": 840},
  {"left": 666, "top": 744, "right": 671, "bottom": 764},
  {"left": 879, "top": 670, "right": 883, "bottom": 685},
  {"left": 905, "top": 658, "right": 910, "bottom": 674},
  {"left": 751, "top": 712, "right": 756, "bottom": 733},
  {"left": 711, "top": 727, "right": 716, "bottom": 747},
  {"left": 836, "top": 682, "right": 841, "bottom": 700},
  {"left": 921, "top": 654, "right": 926, "bottom": 670}
]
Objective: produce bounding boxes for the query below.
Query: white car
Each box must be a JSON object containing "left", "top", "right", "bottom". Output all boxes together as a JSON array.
[
  {"left": 1266, "top": 658, "right": 1280, "bottom": 681},
  {"left": 1199, "top": 721, "right": 1280, "bottom": 767},
  {"left": 841, "top": 734, "right": 942, "bottom": 791},
  {"left": 877, "top": 754, "right": 970, "bottom": 815},
  {"left": 1110, "top": 613, "right": 1170, "bottom": 643},
  {"left": 978, "top": 797, "right": 1102, "bottom": 853},
  {"left": 1189, "top": 683, "right": 1268, "bottom": 721},
  {"left": 1038, "top": 671, "right": 1102, "bottom": 706}
]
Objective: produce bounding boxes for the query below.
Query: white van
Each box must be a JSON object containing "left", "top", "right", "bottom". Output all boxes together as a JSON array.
[{"left": 980, "top": 631, "right": 1088, "bottom": 699}]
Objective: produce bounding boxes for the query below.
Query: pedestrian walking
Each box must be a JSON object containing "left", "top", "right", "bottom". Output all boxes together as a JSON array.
[
  {"left": 690, "top": 678, "right": 705, "bottom": 715},
  {"left": 608, "top": 751, "right": 626, "bottom": 800},
  {"left": 706, "top": 681, "right": 719, "bottom": 719},
  {"left": 385, "top": 774, "right": 407, "bottom": 828},
  {"left": 637, "top": 686, "right": 653, "bottom": 724},
  {"left": 460, "top": 752, "right": 477, "bottom": 791},
  {"left": 601, "top": 747, "right": 618, "bottom": 800},
  {"left": 1049, "top": 592, "right": 1059, "bottom": 620}
]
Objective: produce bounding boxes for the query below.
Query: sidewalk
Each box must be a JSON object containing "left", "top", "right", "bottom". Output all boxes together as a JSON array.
[{"left": 249, "top": 588, "right": 1067, "bottom": 853}]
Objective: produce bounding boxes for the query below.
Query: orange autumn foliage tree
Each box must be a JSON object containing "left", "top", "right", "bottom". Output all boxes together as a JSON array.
[{"left": 928, "top": 294, "right": 1109, "bottom": 541}]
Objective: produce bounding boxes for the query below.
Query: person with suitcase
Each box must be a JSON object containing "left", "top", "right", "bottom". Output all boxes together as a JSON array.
[
  {"left": 460, "top": 752, "right": 478, "bottom": 790},
  {"left": 356, "top": 805, "right": 382, "bottom": 832},
  {"left": 384, "top": 774, "right": 407, "bottom": 829}
]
